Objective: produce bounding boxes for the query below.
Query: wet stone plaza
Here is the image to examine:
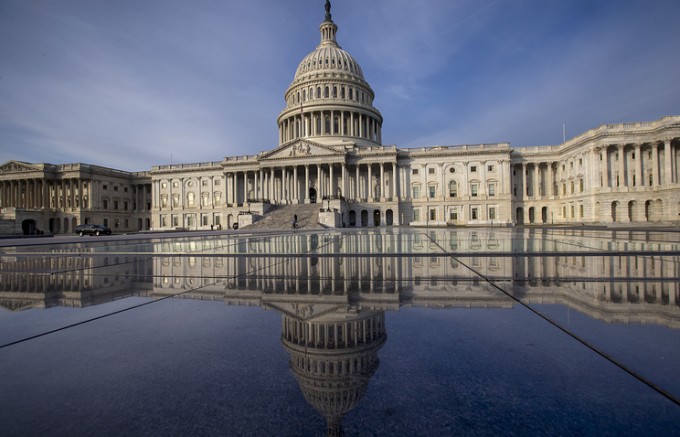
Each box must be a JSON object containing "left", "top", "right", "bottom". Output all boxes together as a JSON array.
[{"left": 1, "top": 227, "right": 680, "bottom": 436}]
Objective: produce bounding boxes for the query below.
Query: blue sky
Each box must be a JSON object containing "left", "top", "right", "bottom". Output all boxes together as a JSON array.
[{"left": 1, "top": 0, "right": 679, "bottom": 172}]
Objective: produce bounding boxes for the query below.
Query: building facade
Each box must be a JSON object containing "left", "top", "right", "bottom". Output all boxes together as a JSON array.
[
  {"left": 0, "top": 161, "right": 152, "bottom": 235},
  {"left": 1, "top": 1, "right": 679, "bottom": 234}
]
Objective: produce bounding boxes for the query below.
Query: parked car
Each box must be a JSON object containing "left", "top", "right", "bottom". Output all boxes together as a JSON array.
[{"left": 74, "top": 224, "right": 112, "bottom": 236}]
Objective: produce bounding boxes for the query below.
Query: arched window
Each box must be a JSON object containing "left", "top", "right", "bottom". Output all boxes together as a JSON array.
[
  {"left": 333, "top": 86, "right": 337, "bottom": 98},
  {"left": 449, "top": 180, "right": 458, "bottom": 198},
  {"left": 324, "top": 116, "right": 331, "bottom": 134},
  {"left": 324, "top": 86, "right": 329, "bottom": 98},
  {"left": 317, "top": 87, "right": 321, "bottom": 99}
]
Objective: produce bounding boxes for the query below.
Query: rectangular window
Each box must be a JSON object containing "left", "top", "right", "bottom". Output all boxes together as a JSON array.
[
  {"left": 488, "top": 183, "right": 495, "bottom": 197},
  {"left": 114, "top": 201, "right": 119, "bottom": 210},
  {"left": 489, "top": 207, "right": 496, "bottom": 220},
  {"left": 124, "top": 201, "right": 128, "bottom": 210},
  {"left": 470, "top": 166, "right": 477, "bottom": 173},
  {"left": 412, "top": 186, "right": 420, "bottom": 198},
  {"left": 124, "top": 219, "right": 129, "bottom": 228},
  {"left": 114, "top": 186, "right": 119, "bottom": 191},
  {"left": 215, "top": 179, "right": 220, "bottom": 186},
  {"left": 103, "top": 218, "right": 108, "bottom": 227},
  {"left": 412, "top": 169, "right": 419, "bottom": 175},
  {"left": 471, "top": 207, "right": 478, "bottom": 220},
  {"left": 428, "top": 167, "right": 435, "bottom": 174},
  {"left": 202, "top": 214, "right": 208, "bottom": 226},
  {"left": 103, "top": 199, "right": 108, "bottom": 209},
  {"left": 413, "top": 209, "right": 420, "bottom": 222},
  {"left": 471, "top": 184, "right": 478, "bottom": 197},
  {"left": 450, "top": 209, "right": 458, "bottom": 221},
  {"left": 429, "top": 186, "right": 436, "bottom": 198},
  {"left": 161, "top": 216, "right": 167, "bottom": 227},
  {"left": 103, "top": 184, "right": 108, "bottom": 190},
  {"left": 429, "top": 209, "right": 436, "bottom": 221},
  {"left": 488, "top": 165, "right": 494, "bottom": 172},
  {"left": 172, "top": 215, "right": 179, "bottom": 227},
  {"left": 580, "top": 205, "right": 584, "bottom": 218}
]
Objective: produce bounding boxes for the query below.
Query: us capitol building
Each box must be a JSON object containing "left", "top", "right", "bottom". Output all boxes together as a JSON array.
[{"left": 1, "top": 1, "right": 679, "bottom": 235}]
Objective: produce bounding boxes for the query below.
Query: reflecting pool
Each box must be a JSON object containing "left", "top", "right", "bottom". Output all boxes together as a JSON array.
[{"left": 1, "top": 228, "right": 680, "bottom": 436}]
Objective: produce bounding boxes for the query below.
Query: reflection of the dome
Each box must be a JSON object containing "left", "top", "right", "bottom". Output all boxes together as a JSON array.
[{"left": 271, "top": 302, "right": 385, "bottom": 436}]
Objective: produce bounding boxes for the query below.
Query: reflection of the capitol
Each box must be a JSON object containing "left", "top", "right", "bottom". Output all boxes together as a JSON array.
[
  {"left": 1, "top": 230, "right": 679, "bottom": 435},
  {"left": 0, "top": 255, "right": 153, "bottom": 310},
  {"left": 2, "top": 230, "right": 679, "bottom": 323}
]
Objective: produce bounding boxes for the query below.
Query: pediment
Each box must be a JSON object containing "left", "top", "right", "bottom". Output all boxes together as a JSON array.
[
  {"left": 0, "top": 160, "right": 41, "bottom": 174},
  {"left": 263, "top": 301, "right": 347, "bottom": 321},
  {"left": 0, "top": 298, "right": 37, "bottom": 311},
  {"left": 259, "top": 140, "right": 344, "bottom": 161}
]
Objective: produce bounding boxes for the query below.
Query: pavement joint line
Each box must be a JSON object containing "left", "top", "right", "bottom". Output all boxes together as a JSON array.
[{"left": 422, "top": 232, "right": 680, "bottom": 409}]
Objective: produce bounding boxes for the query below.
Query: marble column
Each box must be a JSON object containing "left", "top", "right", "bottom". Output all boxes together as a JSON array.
[
  {"left": 380, "top": 163, "right": 385, "bottom": 201},
  {"left": 618, "top": 144, "right": 625, "bottom": 188},
  {"left": 328, "top": 163, "right": 335, "bottom": 199},
  {"left": 293, "top": 166, "right": 298, "bottom": 202},
  {"left": 652, "top": 142, "right": 660, "bottom": 186},
  {"left": 355, "top": 164, "right": 360, "bottom": 199},
  {"left": 534, "top": 164, "right": 540, "bottom": 198},
  {"left": 305, "top": 165, "right": 310, "bottom": 203},
  {"left": 664, "top": 139, "right": 673, "bottom": 185},
  {"left": 635, "top": 144, "right": 643, "bottom": 187}
]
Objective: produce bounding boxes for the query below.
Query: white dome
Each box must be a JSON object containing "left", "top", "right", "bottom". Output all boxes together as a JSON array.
[{"left": 293, "top": 45, "right": 365, "bottom": 83}]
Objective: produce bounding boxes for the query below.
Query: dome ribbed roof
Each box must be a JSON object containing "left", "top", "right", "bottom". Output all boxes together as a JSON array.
[{"left": 294, "top": 46, "right": 364, "bottom": 81}]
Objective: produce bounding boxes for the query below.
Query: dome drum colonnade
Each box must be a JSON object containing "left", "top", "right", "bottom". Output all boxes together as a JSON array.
[{"left": 277, "top": 2, "right": 382, "bottom": 146}]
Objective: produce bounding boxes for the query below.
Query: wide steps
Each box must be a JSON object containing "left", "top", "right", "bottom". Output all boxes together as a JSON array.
[{"left": 245, "top": 203, "right": 325, "bottom": 231}]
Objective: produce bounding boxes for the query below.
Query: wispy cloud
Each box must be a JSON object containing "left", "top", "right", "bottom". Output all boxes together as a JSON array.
[{"left": 0, "top": 0, "right": 678, "bottom": 171}]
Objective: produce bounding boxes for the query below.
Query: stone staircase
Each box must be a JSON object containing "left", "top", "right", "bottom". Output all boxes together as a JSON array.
[{"left": 244, "top": 203, "right": 325, "bottom": 231}]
